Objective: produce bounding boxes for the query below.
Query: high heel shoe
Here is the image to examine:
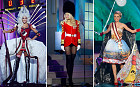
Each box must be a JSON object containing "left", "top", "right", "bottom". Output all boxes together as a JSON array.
[{"left": 114, "top": 82, "right": 118, "bottom": 86}]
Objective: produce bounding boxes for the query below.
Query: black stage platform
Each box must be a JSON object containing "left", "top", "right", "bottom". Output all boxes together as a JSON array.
[
  {"left": 1, "top": 83, "right": 92, "bottom": 87},
  {"left": 48, "top": 85, "right": 92, "bottom": 87},
  {"left": 1, "top": 83, "right": 46, "bottom": 87},
  {"left": 95, "top": 83, "right": 140, "bottom": 87}
]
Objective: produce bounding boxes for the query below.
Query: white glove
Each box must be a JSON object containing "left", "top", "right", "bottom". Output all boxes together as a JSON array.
[
  {"left": 14, "top": 24, "right": 18, "bottom": 27},
  {"left": 61, "top": 45, "right": 65, "bottom": 51},
  {"left": 77, "top": 45, "right": 81, "bottom": 51},
  {"left": 32, "top": 24, "right": 36, "bottom": 28}
]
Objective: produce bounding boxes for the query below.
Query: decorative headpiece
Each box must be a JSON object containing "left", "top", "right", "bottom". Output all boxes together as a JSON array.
[
  {"left": 17, "top": 5, "right": 30, "bottom": 33},
  {"left": 63, "top": 1, "right": 75, "bottom": 17}
]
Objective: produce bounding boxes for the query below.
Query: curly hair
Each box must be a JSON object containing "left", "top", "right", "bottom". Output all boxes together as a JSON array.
[{"left": 64, "top": 13, "right": 77, "bottom": 28}]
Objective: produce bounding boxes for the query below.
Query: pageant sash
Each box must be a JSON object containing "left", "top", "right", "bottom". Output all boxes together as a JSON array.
[{"left": 112, "top": 22, "right": 122, "bottom": 49}]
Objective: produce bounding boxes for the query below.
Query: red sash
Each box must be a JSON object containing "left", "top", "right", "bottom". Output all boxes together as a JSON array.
[{"left": 112, "top": 22, "right": 122, "bottom": 49}]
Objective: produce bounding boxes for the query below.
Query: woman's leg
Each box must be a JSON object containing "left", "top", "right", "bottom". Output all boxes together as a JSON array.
[
  {"left": 10, "top": 51, "right": 22, "bottom": 82},
  {"left": 71, "top": 45, "right": 77, "bottom": 73},
  {"left": 112, "top": 64, "right": 117, "bottom": 83},
  {"left": 68, "top": 46, "right": 77, "bottom": 83},
  {"left": 24, "top": 51, "right": 30, "bottom": 82},
  {"left": 65, "top": 46, "right": 73, "bottom": 84},
  {"left": 65, "top": 46, "right": 71, "bottom": 55}
]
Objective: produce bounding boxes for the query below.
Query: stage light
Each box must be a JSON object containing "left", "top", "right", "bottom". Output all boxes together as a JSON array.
[
  {"left": 20, "top": 0, "right": 24, "bottom": 5},
  {"left": 8, "top": 0, "right": 13, "bottom": 7},
  {"left": 31, "top": 0, "right": 35, "bottom": 4},
  {"left": 4, "top": 0, "right": 40, "bottom": 12}
]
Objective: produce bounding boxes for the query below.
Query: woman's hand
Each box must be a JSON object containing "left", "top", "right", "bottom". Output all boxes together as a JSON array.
[
  {"left": 3, "top": 30, "right": 7, "bottom": 33},
  {"left": 61, "top": 45, "right": 65, "bottom": 51},
  {"left": 136, "top": 29, "right": 140, "bottom": 32},
  {"left": 26, "top": 37, "right": 32, "bottom": 40},
  {"left": 77, "top": 45, "right": 81, "bottom": 51},
  {"left": 100, "top": 32, "right": 104, "bottom": 36}
]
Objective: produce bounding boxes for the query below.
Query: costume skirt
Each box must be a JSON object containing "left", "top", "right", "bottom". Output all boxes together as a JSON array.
[
  {"left": 0, "top": 38, "right": 46, "bottom": 84},
  {"left": 103, "top": 39, "right": 130, "bottom": 64},
  {"left": 117, "top": 43, "right": 140, "bottom": 83}
]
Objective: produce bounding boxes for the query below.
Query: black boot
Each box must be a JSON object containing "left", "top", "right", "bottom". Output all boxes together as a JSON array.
[
  {"left": 66, "top": 55, "right": 73, "bottom": 86},
  {"left": 10, "top": 57, "right": 20, "bottom": 83},
  {"left": 71, "top": 54, "right": 76, "bottom": 70},
  {"left": 25, "top": 56, "right": 30, "bottom": 83},
  {"left": 69, "top": 54, "right": 76, "bottom": 86}
]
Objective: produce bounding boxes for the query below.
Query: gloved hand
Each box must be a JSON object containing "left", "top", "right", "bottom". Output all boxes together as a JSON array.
[
  {"left": 32, "top": 24, "right": 36, "bottom": 28},
  {"left": 136, "top": 29, "right": 140, "bottom": 32},
  {"left": 61, "top": 45, "right": 65, "bottom": 51},
  {"left": 100, "top": 32, "right": 104, "bottom": 36},
  {"left": 77, "top": 45, "right": 81, "bottom": 51},
  {"left": 14, "top": 24, "right": 18, "bottom": 27}
]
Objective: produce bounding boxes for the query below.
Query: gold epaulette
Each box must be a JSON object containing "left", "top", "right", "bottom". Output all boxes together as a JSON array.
[
  {"left": 77, "top": 20, "right": 80, "bottom": 25},
  {"left": 61, "top": 21, "right": 64, "bottom": 33},
  {"left": 60, "top": 21, "right": 64, "bottom": 25},
  {"left": 78, "top": 39, "right": 81, "bottom": 44},
  {"left": 77, "top": 21, "right": 80, "bottom": 32},
  {"left": 61, "top": 39, "right": 64, "bottom": 45}
]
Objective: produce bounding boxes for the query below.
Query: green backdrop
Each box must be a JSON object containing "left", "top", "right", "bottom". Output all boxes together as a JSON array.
[{"left": 94, "top": 0, "right": 140, "bottom": 41}]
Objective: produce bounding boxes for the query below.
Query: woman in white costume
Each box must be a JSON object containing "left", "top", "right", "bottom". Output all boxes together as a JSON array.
[{"left": 0, "top": 6, "right": 46, "bottom": 84}]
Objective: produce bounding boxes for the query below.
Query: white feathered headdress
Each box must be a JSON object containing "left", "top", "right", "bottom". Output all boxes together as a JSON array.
[{"left": 17, "top": 5, "right": 30, "bottom": 33}]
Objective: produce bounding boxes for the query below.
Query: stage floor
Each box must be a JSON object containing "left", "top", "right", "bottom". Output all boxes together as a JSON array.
[
  {"left": 48, "top": 84, "right": 92, "bottom": 87},
  {"left": 1, "top": 83, "right": 46, "bottom": 87},
  {"left": 95, "top": 83, "right": 140, "bottom": 87}
]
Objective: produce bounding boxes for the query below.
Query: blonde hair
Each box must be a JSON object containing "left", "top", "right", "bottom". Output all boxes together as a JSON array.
[
  {"left": 64, "top": 13, "right": 77, "bottom": 27},
  {"left": 114, "top": 11, "right": 122, "bottom": 17}
]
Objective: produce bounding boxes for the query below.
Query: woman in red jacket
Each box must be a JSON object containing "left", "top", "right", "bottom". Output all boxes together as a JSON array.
[{"left": 61, "top": 1, "right": 81, "bottom": 85}]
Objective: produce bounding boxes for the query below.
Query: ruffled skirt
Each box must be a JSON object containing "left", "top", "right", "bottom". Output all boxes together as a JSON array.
[{"left": 0, "top": 38, "right": 46, "bottom": 84}]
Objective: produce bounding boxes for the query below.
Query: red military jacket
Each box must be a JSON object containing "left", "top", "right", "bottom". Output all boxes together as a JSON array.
[{"left": 61, "top": 20, "right": 81, "bottom": 47}]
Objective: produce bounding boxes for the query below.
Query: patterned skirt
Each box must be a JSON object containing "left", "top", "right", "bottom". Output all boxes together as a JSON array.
[{"left": 103, "top": 39, "right": 130, "bottom": 64}]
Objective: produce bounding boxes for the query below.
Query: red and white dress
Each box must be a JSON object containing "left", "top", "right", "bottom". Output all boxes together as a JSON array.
[{"left": 0, "top": 24, "right": 46, "bottom": 84}]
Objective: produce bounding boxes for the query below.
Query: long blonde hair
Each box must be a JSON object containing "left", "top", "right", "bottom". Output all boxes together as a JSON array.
[{"left": 64, "top": 13, "right": 77, "bottom": 27}]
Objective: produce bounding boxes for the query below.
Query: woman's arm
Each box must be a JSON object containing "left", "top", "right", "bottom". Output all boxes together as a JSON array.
[
  {"left": 77, "top": 21, "right": 81, "bottom": 45},
  {"left": 60, "top": 21, "right": 65, "bottom": 51},
  {"left": 61, "top": 21, "right": 65, "bottom": 46},
  {"left": 123, "top": 24, "right": 136, "bottom": 33},
  {"left": 3, "top": 26, "right": 17, "bottom": 33},
  {"left": 103, "top": 24, "right": 111, "bottom": 34},
  {"left": 30, "top": 25, "right": 40, "bottom": 40},
  {"left": 100, "top": 23, "right": 111, "bottom": 36}
]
